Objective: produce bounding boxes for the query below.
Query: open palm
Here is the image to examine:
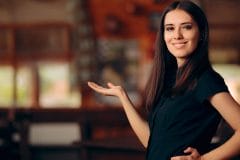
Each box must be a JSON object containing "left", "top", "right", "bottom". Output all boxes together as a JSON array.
[{"left": 87, "top": 82, "right": 124, "bottom": 98}]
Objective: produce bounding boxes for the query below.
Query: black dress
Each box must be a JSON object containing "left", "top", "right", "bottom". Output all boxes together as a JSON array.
[{"left": 146, "top": 68, "right": 229, "bottom": 160}]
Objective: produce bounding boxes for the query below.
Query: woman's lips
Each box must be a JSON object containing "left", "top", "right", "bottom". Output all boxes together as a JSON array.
[{"left": 172, "top": 42, "right": 187, "bottom": 49}]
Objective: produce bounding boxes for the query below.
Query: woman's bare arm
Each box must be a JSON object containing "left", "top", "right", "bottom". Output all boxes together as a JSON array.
[
  {"left": 87, "top": 82, "right": 150, "bottom": 148},
  {"left": 201, "top": 92, "right": 240, "bottom": 160}
]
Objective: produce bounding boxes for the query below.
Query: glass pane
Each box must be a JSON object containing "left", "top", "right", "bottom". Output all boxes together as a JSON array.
[
  {"left": 39, "top": 62, "right": 81, "bottom": 108},
  {"left": 16, "top": 66, "right": 33, "bottom": 108},
  {"left": 0, "top": 66, "right": 14, "bottom": 107}
]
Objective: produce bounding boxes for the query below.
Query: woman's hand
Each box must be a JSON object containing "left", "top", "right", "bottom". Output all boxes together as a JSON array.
[
  {"left": 171, "top": 147, "right": 202, "bottom": 160},
  {"left": 87, "top": 81, "right": 124, "bottom": 98},
  {"left": 88, "top": 81, "right": 150, "bottom": 147}
]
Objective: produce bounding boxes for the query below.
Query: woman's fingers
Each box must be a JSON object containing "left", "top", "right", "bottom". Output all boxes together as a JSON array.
[
  {"left": 184, "top": 147, "right": 194, "bottom": 153},
  {"left": 107, "top": 82, "right": 115, "bottom": 88},
  {"left": 88, "top": 82, "right": 100, "bottom": 90},
  {"left": 87, "top": 81, "right": 121, "bottom": 96},
  {"left": 184, "top": 147, "right": 200, "bottom": 159},
  {"left": 171, "top": 147, "right": 201, "bottom": 160},
  {"left": 87, "top": 82, "right": 108, "bottom": 94}
]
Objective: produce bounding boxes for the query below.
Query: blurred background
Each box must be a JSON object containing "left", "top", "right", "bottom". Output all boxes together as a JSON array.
[{"left": 0, "top": 0, "right": 239, "bottom": 160}]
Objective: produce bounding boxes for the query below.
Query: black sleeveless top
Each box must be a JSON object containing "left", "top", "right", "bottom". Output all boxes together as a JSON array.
[{"left": 146, "top": 68, "right": 229, "bottom": 160}]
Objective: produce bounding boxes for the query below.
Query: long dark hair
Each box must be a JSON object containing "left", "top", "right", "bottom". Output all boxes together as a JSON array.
[{"left": 144, "top": 0, "right": 211, "bottom": 111}]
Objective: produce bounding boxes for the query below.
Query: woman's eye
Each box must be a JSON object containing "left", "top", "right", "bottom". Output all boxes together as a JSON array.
[
  {"left": 165, "top": 27, "right": 174, "bottom": 31},
  {"left": 182, "top": 25, "right": 192, "bottom": 30}
]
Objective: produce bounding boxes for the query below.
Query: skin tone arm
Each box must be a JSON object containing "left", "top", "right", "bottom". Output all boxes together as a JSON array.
[
  {"left": 87, "top": 82, "right": 150, "bottom": 148},
  {"left": 202, "top": 92, "right": 240, "bottom": 160},
  {"left": 171, "top": 92, "right": 240, "bottom": 160}
]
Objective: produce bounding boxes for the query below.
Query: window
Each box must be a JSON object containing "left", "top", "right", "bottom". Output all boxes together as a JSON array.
[
  {"left": 0, "top": 66, "right": 14, "bottom": 107},
  {"left": 16, "top": 66, "right": 33, "bottom": 107},
  {"left": 0, "top": 63, "right": 81, "bottom": 108},
  {"left": 214, "top": 64, "right": 240, "bottom": 103},
  {"left": 0, "top": 23, "right": 81, "bottom": 109},
  {"left": 39, "top": 62, "right": 81, "bottom": 108}
]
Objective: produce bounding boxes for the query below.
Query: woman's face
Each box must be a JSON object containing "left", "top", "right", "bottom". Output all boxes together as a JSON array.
[{"left": 164, "top": 9, "right": 200, "bottom": 67}]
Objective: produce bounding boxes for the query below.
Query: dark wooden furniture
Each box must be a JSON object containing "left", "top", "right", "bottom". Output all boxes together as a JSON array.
[{"left": 0, "top": 108, "right": 146, "bottom": 160}]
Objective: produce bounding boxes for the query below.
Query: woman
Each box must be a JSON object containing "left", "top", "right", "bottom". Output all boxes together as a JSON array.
[{"left": 88, "top": 1, "right": 240, "bottom": 160}]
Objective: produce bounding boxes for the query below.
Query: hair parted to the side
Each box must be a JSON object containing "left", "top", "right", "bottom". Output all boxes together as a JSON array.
[{"left": 143, "top": 0, "right": 211, "bottom": 112}]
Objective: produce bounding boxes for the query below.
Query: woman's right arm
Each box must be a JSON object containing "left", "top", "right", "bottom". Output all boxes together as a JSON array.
[{"left": 87, "top": 82, "right": 150, "bottom": 148}]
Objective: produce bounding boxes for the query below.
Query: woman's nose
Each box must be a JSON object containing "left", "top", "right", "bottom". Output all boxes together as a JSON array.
[{"left": 174, "top": 28, "right": 183, "bottom": 39}]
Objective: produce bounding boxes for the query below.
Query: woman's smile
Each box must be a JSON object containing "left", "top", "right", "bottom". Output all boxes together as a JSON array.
[{"left": 172, "top": 41, "right": 188, "bottom": 49}]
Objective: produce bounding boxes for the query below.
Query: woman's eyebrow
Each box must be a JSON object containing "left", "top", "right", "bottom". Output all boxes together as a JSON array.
[
  {"left": 181, "top": 22, "right": 192, "bottom": 25},
  {"left": 164, "top": 22, "right": 193, "bottom": 26},
  {"left": 164, "top": 24, "right": 174, "bottom": 27}
]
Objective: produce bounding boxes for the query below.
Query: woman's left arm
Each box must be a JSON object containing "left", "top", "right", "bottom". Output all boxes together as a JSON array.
[
  {"left": 171, "top": 92, "right": 240, "bottom": 160},
  {"left": 202, "top": 92, "right": 240, "bottom": 160}
]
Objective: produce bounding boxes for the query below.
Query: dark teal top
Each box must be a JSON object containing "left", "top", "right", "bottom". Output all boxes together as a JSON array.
[{"left": 146, "top": 68, "right": 229, "bottom": 160}]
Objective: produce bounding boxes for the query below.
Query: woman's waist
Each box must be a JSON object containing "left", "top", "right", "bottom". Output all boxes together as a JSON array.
[{"left": 147, "top": 133, "right": 211, "bottom": 159}]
